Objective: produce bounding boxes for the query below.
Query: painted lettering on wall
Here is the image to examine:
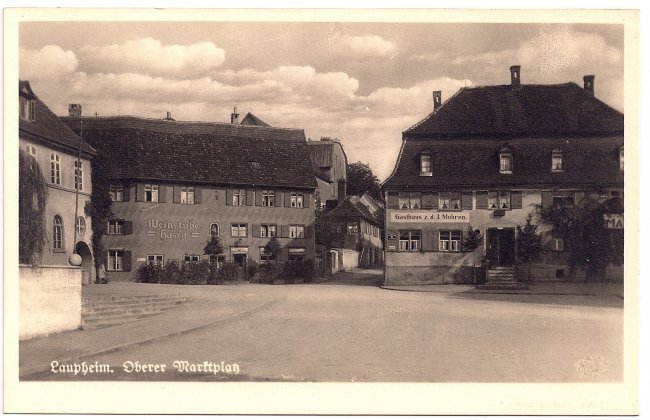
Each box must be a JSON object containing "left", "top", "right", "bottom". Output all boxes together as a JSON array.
[
  {"left": 604, "top": 214, "right": 623, "bottom": 229},
  {"left": 390, "top": 211, "right": 470, "bottom": 223},
  {"left": 146, "top": 218, "right": 201, "bottom": 240}
]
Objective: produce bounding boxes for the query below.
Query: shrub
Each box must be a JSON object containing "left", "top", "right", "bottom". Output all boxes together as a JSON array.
[
  {"left": 208, "top": 261, "right": 221, "bottom": 285},
  {"left": 259, "top": 261, "right": 283, "bottom": 284},
  {"left": 181, "top": 261, "right": 211, "bottom": 285},
  {"left": 301, "top": 259, "right": 315, "bottom": 283},
  {"left": 162, "top": 260, "right": 183, "bottom": 284},
  {"left": 247, "top": 260, "right": 259, "bottom": 282},
  {"left": 136, "top": 263, "right": 163, "bottom": 284},
  {"left": 217, "top": 261, "right": 239, "bottom": 283}
]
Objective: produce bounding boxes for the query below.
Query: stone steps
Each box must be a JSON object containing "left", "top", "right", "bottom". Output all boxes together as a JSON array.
[
  {"left": 486, "top": 267, "right": 517, "bottom": 287},
  {"left": 81, "top": 293, "right": 187, "bottom": 330}
]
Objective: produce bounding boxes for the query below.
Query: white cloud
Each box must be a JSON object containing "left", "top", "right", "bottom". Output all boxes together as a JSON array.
[
  {"left": 337, "top": 35, "right": 397, "bottom": 58},
  {"left": 78, "top": 38, "right": 226, "bottom": 77},
  {"left": 19, "top": 45, "right": 78, "bottom": 80}
]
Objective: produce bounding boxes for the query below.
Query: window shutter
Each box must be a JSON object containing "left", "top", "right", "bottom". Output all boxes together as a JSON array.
[
  {"left": 422, "top": 192, "right": 434, "bottom": 209},
  {"left": 158, "top": 185, "right": 166, "bottom": 203},
  {"left": 574, "top": 191, "right": 584, "bottom": 204},
  {"left": 280, "top": 225, "right": 289, "bottom": 238},
  {"left": 385, "top": 229, "right": 398, "bottom": 252},
  {"left": 275, "top": 192, "right": 283, "bottom": 207},
  {"left": 194, "top": 188, "right": 202, "bottom": 204},
  {"left": 476, "top": 191, "right": 487, "bottom": 209},
  {"left": 123, "top": 251, "right": 132, "bottom": 272},
  {"left": 226, "top": 189, "right": 233, "bottom": 206},
  {"left": 255, "top": 190, "right": 263, "bottom": 206},
  {"left": 252, "top": 224, "right": 260, "bottom": 237},
  {"left": 421, "top": 229, "right": 437, "bottom": 251},
  {"left": 123, "top": 221, "right": 133, "bottom": 235},
  {"left": 541, "top": 191, "right": 553, "bottom": 209},
  {"left": 122, "top": 184, "right": 131, "bottom": 202},
  {"left": 461, "top": 192, "right": 473, "bottom": 210},
  {"left": 246, "top": 189, "right": 254, "bottom": 206},
  {"left": 304, "top": 193, "right": 311, "bottom": 208},
  {"left": 386, "top": 193, "right": 399, "bottom": 209},
  {"left": 284, "top": 192, "right": 291, "bottom": 207},
  {"left": 433, "top": 230, "right": 440, "bottom": 251},
  {"left": 305, "top": 224, "right": 314, "bottom": 239},
  {"left": 511, "top": 191, "right": 523, "bottom": 209},
  {"left": 135, "top": 183, "right": 144, "bottom": 202},
  {"left": 173, "top": 186, "right": 181, "bottom": 203}
]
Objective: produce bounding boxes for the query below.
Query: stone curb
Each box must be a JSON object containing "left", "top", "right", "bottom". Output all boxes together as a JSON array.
[
  {"left": 380, "top": 285, "right": 614, "bottom": 297},
  {"left": 20, "top": 297, "right": 278, "bottom": 379}
]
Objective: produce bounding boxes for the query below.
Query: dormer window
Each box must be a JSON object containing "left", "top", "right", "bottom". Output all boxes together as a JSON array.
[
  {"left": 499, "top": 148, "right": 512, "bottom": 174},
  {"left": 419, "top": 151, "right": 432, "bottom": 176},
  {"left": 551, "top": 149, "right": 563, "bottom": 172},
  {"left": 619, "top": 146, "right": 624, "bottom": 171},
  {"left": 20, "top": 96, "right": 35, "bottom": 122}
]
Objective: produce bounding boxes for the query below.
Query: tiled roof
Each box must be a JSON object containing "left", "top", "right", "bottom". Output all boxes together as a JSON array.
[
  {"left": 382, "top": 136, "right": 623, "bottom": 189},
  {"left": 307, "top": 140, "right": 348, "bottom": 182},
  {"left": 405, "top": 83, "right": 623, "bottom": 138},
  {"left": 240, "top": 112, "right": 271, "bottom": 127},
  {"left": 19, "top": 81, "right": 95, "bottom": 156},
  {"left": 324, "top": 196, "right": 382, "bottom": 225},
  {"left": 60, "top": 116, "right": 317, "bottom": 189}
]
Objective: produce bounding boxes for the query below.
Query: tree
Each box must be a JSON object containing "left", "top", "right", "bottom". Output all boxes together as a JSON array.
[
  {"left": 461, "top": 225, "right": 483, "bottom": 284},
  {"left": 538, "top": 193, "right": 613, "bottom": 282},
  {"left": 346, "top": 161, "right": 382, "bottom": 200},
  {"left": 263, "top": 236, "right": 282, "bottom": 260},
  {"left": 516, "top": 213, "right": 542, "bottom": 283},
  {"left": 84, "top": 153, "right": 114, "bottom": 283},
  {"left": 204, "top": 235, "right": 224, "bottom": 285},
  {"left": 19, "top": 150, "right": 48, "bottom": 265}
]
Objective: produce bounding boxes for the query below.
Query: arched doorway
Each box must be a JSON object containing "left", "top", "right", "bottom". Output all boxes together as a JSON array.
[{"left": 75, "top": 241, "right": 94, "bottom": 285}]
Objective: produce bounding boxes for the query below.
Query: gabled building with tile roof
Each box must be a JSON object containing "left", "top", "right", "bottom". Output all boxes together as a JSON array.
[
  {"left": 61, "top": 110, "right": 317, "bottom": 282},
  {"left": 19, "top": 81, "right": 96, "bottom": 282},
  {"left": 382, "top": 66, "right": 624, "bottom": 286},
  {"left": 307, "top": 138, "right": 348, "bottom": 209}
]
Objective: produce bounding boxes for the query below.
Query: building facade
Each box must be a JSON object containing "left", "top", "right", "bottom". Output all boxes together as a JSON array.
[
  {"left": 62, "top": 114, "right": 317, "bottom": 282},
  {"left": 19, "top": 81, "right": 96, "bottom": 282},
  {"left": 307, "top": 139, "right": 348, "bottom": 209},
  {"left": 382, "top": 67, "right": 624, "bottom": 285}
]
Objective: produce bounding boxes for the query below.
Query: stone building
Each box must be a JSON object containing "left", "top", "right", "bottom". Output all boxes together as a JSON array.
[{"left": 307, "top": 138, "right": 348, "bottom": 209}]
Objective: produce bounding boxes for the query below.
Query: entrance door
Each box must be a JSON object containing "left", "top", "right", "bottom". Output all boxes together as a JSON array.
[
  {"left": 486, "top": 228, "right": 516, "bottom": 267},
  {"left": 233, "top": 253, "right": 247, "bottom": 280}
]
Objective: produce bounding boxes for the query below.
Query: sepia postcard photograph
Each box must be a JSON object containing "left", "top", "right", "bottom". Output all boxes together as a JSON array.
[{"left": 3, "top": 6, "right": 640, "bottom": 415}]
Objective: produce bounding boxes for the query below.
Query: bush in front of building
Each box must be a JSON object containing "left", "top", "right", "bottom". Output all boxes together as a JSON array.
[
  {"left": 216, "top": 261, "right": 239, "bottom": 283},
  {"left": 162, "top": 260, "right": 183, "bottom": 284},
  {"left": 258, "top": 261, "right": 283, "bottom": 284},
  {"left": 180, "top": 261, "right": 211, "bottom": 285},
  {"left": 136, "top": 262, "right": 164, "bottom": 284},
  {"left": 282, "top": 259, "right": 315, "bottom": 283},
  {"left": 19, "top": 150, "right": 48, "bottom": 265},
  {"left": 247, "top": 260, "right": 259, "bottom": 282}
]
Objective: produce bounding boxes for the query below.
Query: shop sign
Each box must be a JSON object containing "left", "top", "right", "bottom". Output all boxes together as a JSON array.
[
  {"left": 230, "top": 247, "right": 249, "bottom": 254},
  {"left": 604, "top": 214, "right": 623, "bottom": 229},
  {"left": 146, "top": 218, "right": 201, "bottom": 240},
  {"left": 390, "top": 211, "right": 470, "bottom": 223}
]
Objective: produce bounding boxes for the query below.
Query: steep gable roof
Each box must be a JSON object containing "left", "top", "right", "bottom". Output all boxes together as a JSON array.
[
  {"left": 324, "top": 196, "right": 382, "bottom": 225},
  {"left": 405, "top": 83, "right": 623, "bottom": 138},
  {"left": 240, "top": 112, "right": 271, "bottom": 127},
  {"left": 19, "top": 81, "right": 95, "bottom": 157},
  {"left": 60, "top": 116, "right": 317, "bottom": 189}
]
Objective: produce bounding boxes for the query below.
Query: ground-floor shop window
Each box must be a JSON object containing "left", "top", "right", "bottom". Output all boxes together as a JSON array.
[
  {"left": 107, "top": 250, "right": 124, "bottom": 271},
  {"left": 146, "top": 254, "right": 164, "bottom": 266},
  {"left": 439, "top": 230, "right": 462, "bottom": 251},
  {"left": 399, "top": 231, "right": 421, "bottom": 251},
  {"left": 209, "top": 255, "right": 225, "bottom": 268},
  {"left": 259, "top": 247, "right": 276, "bottom": 264},
  {"left": 288, "top": 247, "right": 306, "bottom": 261},
  {"left": 184, "top": 255, "right": 200, "bottom": 264}
]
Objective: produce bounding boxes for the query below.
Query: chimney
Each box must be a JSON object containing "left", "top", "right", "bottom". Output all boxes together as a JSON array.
[
  {"left": 231, "top": 106, "right": 239, "bottom": 124},
  {"left": 337, "top": 179, "right": 347, "bottom": 204},
  {"left": 510, "top": 65, "right": 521, "bottom": 89},
  {"left": 164, "top": 111, "right": 175, "bottom": 121},
  {"left": 432, "top": 91, "right": 442, "bottom": 112},
  {"left": 583, "top": 75, "right": 595, "bottom": 96},
  {"left": 68, "top": 104, "right": 82, "bottom": 118}
]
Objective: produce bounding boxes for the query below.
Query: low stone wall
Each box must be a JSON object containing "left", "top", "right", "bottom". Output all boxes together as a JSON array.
[
  {"left": 20, "top": 265, "right": 82, "bottom": 340},
  {"left": 384, "top": 265, "right": 485, "bottom": 286}
]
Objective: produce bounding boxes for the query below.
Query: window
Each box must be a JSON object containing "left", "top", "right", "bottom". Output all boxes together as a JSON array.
[
  {"left": 50, "top": 153, "right": 61, "bottom": 185},
  {"left": 76, "top": 216, "right": 86, "bottom": 236},
  {"left": 620, "top": 146, "right": 624, "bottom": 171},
  {"left": 288, "top": 247, "right": 306, "bottom": 262},
  {"left": 183, "top": 255, "right": 200, "bottom": 264},
  {"left": 450, "top": 196, "right": 461, "bottom": 210},
  {"left": 420, "top": 153, "right": 432, "bottom": 175},
  {"left": 110, "top": 184, "right": 124, "bottom": 202},
  {"left": 289, "top": 225, "right": 305, "bottom": 238},
  {"left": 399, "top": 231, "right": 421, "bottom": 251},
  {"left": 107, "top": 250, "right": 124, "bottom": 271},
  {"left": 260, "top": 224, "right": 277, "bottom": 238},
  {"left": 553, "top": 238, "right": 564, "bottom": 252},
  {"left": 259, "top": 247, "right": 276, "bottom": 264},
  {"left": 231, "top": 223, "right": 247, "bottom": 237},
  {"left": 487, "top": 191, "right": 512, "bottom": 210},
  {"left": 499, "top": 149, "right": 512, "bottom": 173},
  {"left": 209, "top": 255, "right": 225, "bottom": 268},
  {"left": 399, "top": 192, "right": 422, "bottom": 210},
  {"left": 144, "top": 184, "right": 159, "bottom": 202},
  {"left": 232, "top": 189, "right": 246, "bottom": 206},
  {"left": 107, "top": 219, "right": 125, "bottom": 235},
  {"left": 52, "top": 215, "right": 64, "bottom": 250},
  {"left": 439, "top": 230, "right": 462, "bottom": 252},
  {"left": 553, "top": 192, "right": 575, "bottom": 207},
  {"left": 551, "top": 150, "right": 563, "bottom": 171},
  {"left": 290, "top": 193, "right": 304, "bottom": 208},
  {"left": 210, "top": 223, "right": 220, "bottom": 237},
  {"left": 262, "top": 190, "right": 275, "bottom": 207},
  {"left": 499, "top": 191, "right": 511, "bottom": 209},
  {"left": 439, "top": 196, "right": 450, "bottom": 210},
  {"left": 180, "top": 186, "right": 195, "bottom": 204},
  {"left": 146, "top": 254, "right": 164, "bottom": 266},
  {"left": 20, "top": 97, "right": 35, "bottom": 121},
  {"left": 74, "top": 160, "right": 83, "bottom": 191},
  {"left": 347, "top": 223, "right": 359, "bottom": 234},
  {"left": 25, "top": 144, "right": 37, "bottom": 157}
]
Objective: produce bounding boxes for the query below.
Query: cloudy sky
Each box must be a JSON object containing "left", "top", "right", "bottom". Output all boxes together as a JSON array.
[{"left": 19, "top": 21, "right": 624, "bottom": 180}]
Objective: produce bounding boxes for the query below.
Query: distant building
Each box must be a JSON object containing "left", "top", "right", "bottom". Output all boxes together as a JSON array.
[
  {"left": 61, "top": 110, "right": 317, "bottom": 282},
  {"left": 382, "top": 66, "right": 624, "bottom": 285},
  {"left": 307, "top": 139, "right": 348, "bottom": 209},
  {"left": 19, "top": 81, "right": 96, "bottom": 282}
]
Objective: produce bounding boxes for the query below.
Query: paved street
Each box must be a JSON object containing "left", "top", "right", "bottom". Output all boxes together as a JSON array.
[{"left": 23, "top": 270, "right": 623, "bottom": 382}]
